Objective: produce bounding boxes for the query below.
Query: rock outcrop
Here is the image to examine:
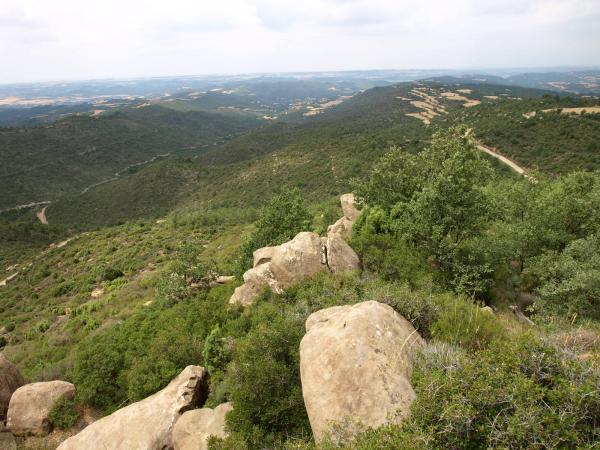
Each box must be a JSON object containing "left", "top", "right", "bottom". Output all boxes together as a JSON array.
[
  {"left": 173, "top": 402, "right": 233, "bottom": 450},
  {"left": 230, "top": 194, "right": 362, "bottom": 306},
  {"left": 300, "top": 301, "right": 424, "bottom": 443},
  {"left": 57, "top": 366, "right": 208, "bottom": 450},
  {"left": 229, "top": 262, "right": 281, "bottom": 306},
  {"left": 253, "top": 246, "right": 278, "bottom": 267},
  {"left": 269, "top": 232, "right": 325, "bottom": 288},
  {"left": 7, "top": 381, "right": 75, "bottom": 436},
  {"left": 340, "top": 193, "right": 360, "bottom": 221},
  {"left": 324, "top": 234, "right": 361, "bottom": 273},
  {"left": 0, "top": 353, "right": 25, "bottom": 422},
  {"left": 326, "top": 216, "right": 354, "bottom": 240}
]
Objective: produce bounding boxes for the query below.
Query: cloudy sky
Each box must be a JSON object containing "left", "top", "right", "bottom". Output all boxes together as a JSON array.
[{"left": 1, "top": 0, "right": 599, "bottom": 84}]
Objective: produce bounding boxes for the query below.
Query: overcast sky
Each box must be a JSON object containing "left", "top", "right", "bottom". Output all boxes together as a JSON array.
[{"left": 1, "top": 0, "right": 599, "bottom": 84}]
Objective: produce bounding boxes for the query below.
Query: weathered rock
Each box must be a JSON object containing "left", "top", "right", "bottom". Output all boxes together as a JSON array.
[
  {"left": 0, "top": 352, "right": 25, "bottom": 421},
  {"left": 340, "top": 193, "right": 360, "bottom": 221},
  {"left": 231, "top": 232, "right": 327, "bottom": 306},
  {"left": 7, "top": 381, "right": 75, "bottom": 436},
  {"left": 327, "top": 216, "right": 354, "bottom": 240},
  {"left": 253, "top": 246, "right": 278, "bottom": 267},
  {"left": 229, "top": 263, "right": 281, "bottom": 306},
  {"left": 481, "top": 306, "right": 495, "bottom": 315},
  {"left": 215, "top": 275, "right": 236, "bottom": 284},
  {"left": 325, "top": 234, "right": 360, "bottom": 273},
  {"left": 57, "top": 366, "right": 208, "bottom": 450},
  {"left": 269, "top": 232, "right": 326, "bottom": 289},
  {"left": 173, "top": 402, "right": 233, "bottom": 450},
  {"left": 300, "top": 301, "right": 424, "bottom": 443}
]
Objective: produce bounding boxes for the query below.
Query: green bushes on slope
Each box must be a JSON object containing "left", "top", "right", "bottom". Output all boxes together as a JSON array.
[
  {"left": 352, "top": 126, "right": 600, "bottom": 320},
  {"left": 235, "top": 187, "right": 311, "bottom": 276}
]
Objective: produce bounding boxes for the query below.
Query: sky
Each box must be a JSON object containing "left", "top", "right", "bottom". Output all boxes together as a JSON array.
[{"left": 1, "top": 0, "right": 600, "bottom": 84}]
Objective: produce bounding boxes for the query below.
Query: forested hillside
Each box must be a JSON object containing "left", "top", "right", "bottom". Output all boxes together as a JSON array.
[
  {"left": 1, "top": 78, "right": 600, "bottom": 450},
  {"left": 0, "top": 105, "right": 262, "bottom": 210},
  {"left": 42, "top": 81, "right": 600, "bottom": 229}
]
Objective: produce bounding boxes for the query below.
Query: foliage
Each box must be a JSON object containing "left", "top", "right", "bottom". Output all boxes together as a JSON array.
[
  {"left": 225, "top": 306, "right": 311, "bottom": 447},
  {"left": 528, "top": 234, "right": 600, "bottom": 320},
  {"left": 102, "top": 267, "right": 124, "bottom": 282},
  {"left": 353, "top": 126, "right": 494, "bottom": 296},
  {"left": 349, "top": 207, "right": 432, "bottom": 287},
  {"left": 203, "top": 325, "right": 229, "bottom": 374},
  {"left": 236, "top": 187, "right": 311, "bottom": 275},
  {"left": 72, "top": 271, "right": 234, "bottom": 411},
  {"left": 49, "top": 396, "right": 80, "bottom": 430},
  {"left": 0, "top": 105, "right": 261, "bottom": 210},
  {"left": 430, "top": 295, "right": 505, "bottom": 350},
  {"left": 407, "top": 334, "right": 600, "bottom": 449}
]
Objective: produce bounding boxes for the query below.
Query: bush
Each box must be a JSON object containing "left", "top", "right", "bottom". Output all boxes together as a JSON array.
[
  {"left": 527, "top": 234, "right": 600, "bottom": 320},
  {"left": 408, "top": 334, "right": 600, "bottom": 449},
  {"left": 203, "top": 325, "right": 228, "bottom": 374},
  {"left": 363, "top": 280, "right": 439, "bottom": 339},
  {"left": 224, "top": 305, "right": 311, "bottom": 447},
  {"left": 352, "top": 127, "right": 494, "bottom": 295},
  {"left": 102, "top": 267, "right": 124, "bottom": 282},
  {"left": 350, "top": 207, "right": 432, "bottom": 287},
  {"left": 236, "top": 187, "right": 311, "bottom": 275},
  {"left": 72, "top": 293, "right": 227, "bottom": 412},
  {"left": 431, "top": 295, "right": 505, "bottom": 351},
  {"left": 49, "top": 396, "right": 79, "bottom": 430}
]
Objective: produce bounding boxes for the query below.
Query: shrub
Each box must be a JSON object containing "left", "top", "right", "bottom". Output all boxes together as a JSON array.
[
  {"left": 102, "top": 267, "right": 124, "bottom": 282},
  {"left": 225, "top": 306, "right": 310, "bottom": 447},
  {"left": 408, "top": 334, "right": 600, "bottom": 449},
  {"left": 203, "top": 325, "right": 228, "bottom": 374},
  {"left": 73, "top": 333, "right": 127, "bottom": 410},
  {"left": 350, "top": 208, "right": 432, "bottom": 287},
  {"left": 431, "top": 295, "right": 505, "bottom": 350},
  {"left": 363, "top": 280, "right": 439, "bottom": 339},
  {"left": 527, "top": 234, "right": 600, "bottom": 320},
  {"left": 236, "top": 188, "right": 311, "bottom": 275},
  {"left": 49, "top": 396, "right": 79, "bottom": 430}
]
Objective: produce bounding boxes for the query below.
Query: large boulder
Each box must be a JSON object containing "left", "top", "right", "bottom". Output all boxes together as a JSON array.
[
  {"left": 300, "top": 301, "right": 424, "bottom": 443},
  {"left": 340, "top": 193, "right": 360, "bottom": 221},
  {"left": 0, "top": 353, "right": 25, "bottom": 421},
  {"left": 327, "top": 216, "right": 354, "bottom": 240},
  {"left": 57, "top": 366, "right": 208, "bottom": 450},
  {"left": 229, "top": 263, "right": 281, "bottom": 306},
  {"left": 173, "top": 402, "right": 233, "bottom": 450},
  {"left": 230, "top": 232, "right": 327, "bottom": 306},
  {"left": 7, "top": 380, "right": 75, "bottom": 436},
  {"left": 253, "top": 246, "right": 278, "bottom": 267},
  {"left": 325, "top": 234, "right": 360, "bottom": 273},
  {"left": 269, "top": 232, "right": 326, "bottom": 289}
]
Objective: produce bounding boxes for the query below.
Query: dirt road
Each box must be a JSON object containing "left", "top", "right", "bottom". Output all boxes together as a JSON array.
[
  {"left": 37, "top": 206, "right": 48, "bottom": 225},
  {"left": 475, "top": 143, "right": 525, "bottom": 175}
]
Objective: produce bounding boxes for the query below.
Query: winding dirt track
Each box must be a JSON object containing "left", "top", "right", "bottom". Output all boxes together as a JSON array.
[
  {"left": 475, "top": 143, "right": 525, "bottom": 174},
  {"left": 37, "top": 206, "right": 48, "bottom": 225}
]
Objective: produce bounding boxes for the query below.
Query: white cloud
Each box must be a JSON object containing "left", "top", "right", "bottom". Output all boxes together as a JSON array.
[{"left": 0, "top": 0, "right": 599, "bottom": 83}]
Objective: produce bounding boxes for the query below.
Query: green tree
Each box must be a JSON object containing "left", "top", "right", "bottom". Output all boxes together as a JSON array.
[
  {"left": 236, "top": 188, "right": 311, "bottom": 275},
  {"left": 527, "top": 233, "right": 600, "bottom": 320},
  {"left": 353, "top": 126, "right": 494, "bottom": 295}
]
